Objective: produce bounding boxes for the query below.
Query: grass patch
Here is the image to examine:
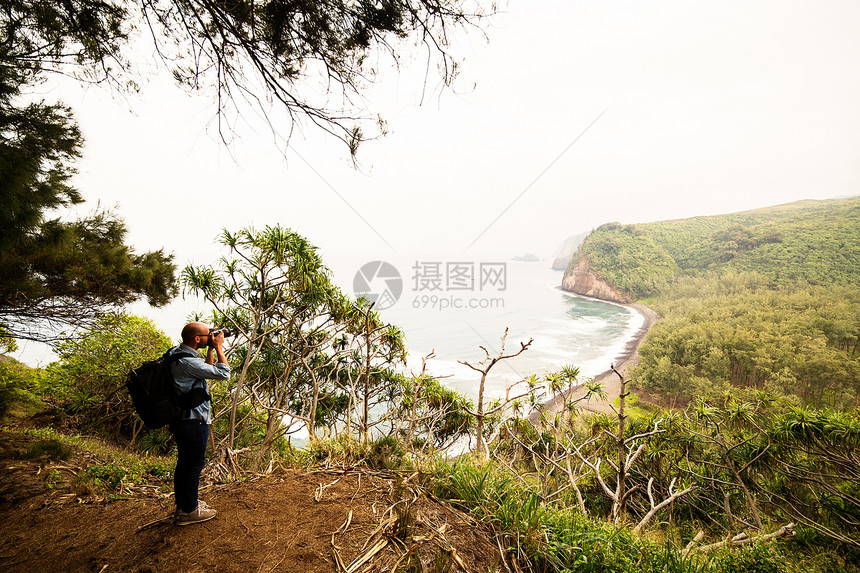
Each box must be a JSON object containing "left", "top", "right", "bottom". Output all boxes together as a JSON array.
[
  {"left": 20, "top": 426, "right": 173, "bottom": 493},
  {"left": 23, "top": 438, "right": 72, "bottom": 461},
  {"left": 305, "top": 434, "right": 410, "bottom": 470},
  {"left": 426, "top": 456, "right": 802, "bottom": 573}
]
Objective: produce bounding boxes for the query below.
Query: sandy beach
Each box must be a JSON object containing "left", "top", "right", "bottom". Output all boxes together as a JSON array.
[{"left": 530, "top": 301, "right": 659, "bottom": 421}]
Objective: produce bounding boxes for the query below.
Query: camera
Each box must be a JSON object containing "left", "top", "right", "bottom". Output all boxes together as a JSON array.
[{"left": 209, "top": 328, "right": 234, "bottom": 338}]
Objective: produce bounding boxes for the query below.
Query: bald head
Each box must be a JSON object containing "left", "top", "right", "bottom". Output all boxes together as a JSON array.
[{"left": 181, "top": 322, "right": 210, "bottom": 345}]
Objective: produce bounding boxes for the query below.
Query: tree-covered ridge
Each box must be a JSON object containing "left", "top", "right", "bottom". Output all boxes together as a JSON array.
[
  {"left": 572, "top": 197, "right": 860, "bottom": 299},
  {"left": 568, "top": 197, "right": 860, "bottom": 409},
  {"left": 569, "top": 222, "right": 676, "bottom": 299},
  {"left": 642, "top": 197, "right": 860, "bottom": 286},
  {"left": 638, "top": 274, "right": 860, "bottom": 409}
]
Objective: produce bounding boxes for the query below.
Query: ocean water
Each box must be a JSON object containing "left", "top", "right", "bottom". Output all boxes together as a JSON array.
[{"left": 345, "top": 258, "right": 642, "bottom": 405}]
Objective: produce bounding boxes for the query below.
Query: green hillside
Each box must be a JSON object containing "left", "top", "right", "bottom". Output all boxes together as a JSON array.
[
  {"left": 572, "top": 197, "right": 860, "bottom": 299},
  {"left": 569, "top": 197, "right": 860, "bottom": 409},
  {"left": 566, "top": 222, "right": 676, "bottom": 298}
]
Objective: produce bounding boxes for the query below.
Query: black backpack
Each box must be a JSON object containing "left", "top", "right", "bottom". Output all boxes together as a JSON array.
[{"left": 126, "top": 350, "right": 211, "bottom": 428}]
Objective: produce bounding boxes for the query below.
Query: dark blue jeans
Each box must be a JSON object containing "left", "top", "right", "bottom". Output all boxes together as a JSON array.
[{"left": 169, "top": 419, "right": 209, "bottom": 513}]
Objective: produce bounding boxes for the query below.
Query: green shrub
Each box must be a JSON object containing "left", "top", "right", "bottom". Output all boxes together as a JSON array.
[
  {"left": 709, "top": 544, "right": 785, "bottom": 573},
  {"left": 48, "top": 313, "right": 171, "bottom": 438},
  {"left": 367, "top": 434, "right": 406, "bottom": 470},
  {"left": 79, "top": 456, "right": 174, "bottom": 493},
  {"left": 305, "top": 434, "right": 409, "bottom": 470},
  {"left": 20, "top": 427, "right": 174, "bottom": 493},
  {"left": 0, "top": 359, "right": 44, "bottom": 419},
  {"left": 139, "top": 428, "right": 174, "bottom": 456},
  {"left": 23, "top": 438, "right": 72, "bottom": 461},
  {"left": 84, "top": 464, "right": 128, "bottom": 489}
]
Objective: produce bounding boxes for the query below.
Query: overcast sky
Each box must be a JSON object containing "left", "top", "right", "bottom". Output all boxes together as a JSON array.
[
  {"left": 51, "top": 0, "right": 860, "bottom": 260},
  {"left": 17, "top": 0, "right": 860, "bottom": 362}
]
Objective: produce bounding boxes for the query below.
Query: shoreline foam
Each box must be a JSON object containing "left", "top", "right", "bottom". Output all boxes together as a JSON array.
[{"left": 530, "top": 298, "right": 659, "bottom": 421}]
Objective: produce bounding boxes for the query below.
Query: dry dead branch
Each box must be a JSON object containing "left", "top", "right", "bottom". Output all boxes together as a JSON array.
[
  {"left": 326, "top": 484, "right": 486, "bottom": 573},
  {"left": 315, "top": 477, "right": 342, "bottom": 502},
  {"left": 633, "top": 478, "right": 695, "bottom": 534},
  {"left": 459, "top": 328, "right": 534, "bottom": 457},
  {"left": 682, "top": 523, "right": 796, "bottom": 555}
]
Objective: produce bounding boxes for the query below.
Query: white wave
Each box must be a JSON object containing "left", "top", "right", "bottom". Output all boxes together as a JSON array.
[{"left": 393, "top": 269, "right": 647, "bottom": 405}]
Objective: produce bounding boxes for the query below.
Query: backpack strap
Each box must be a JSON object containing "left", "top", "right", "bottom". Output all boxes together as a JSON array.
[
  {"left": 163, "top": 348, "right": 202, "bottom": 382},
  {"left": 163, "top": 348, "right": 199, "bottom": 364},
  {"left": 164, "top": 348, "right": 212, "bottom": 410}
]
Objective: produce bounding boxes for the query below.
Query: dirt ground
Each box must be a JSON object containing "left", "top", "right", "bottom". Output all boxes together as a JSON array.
[{"left": 0, "top": 431, "right": 506, "bottom": 573}]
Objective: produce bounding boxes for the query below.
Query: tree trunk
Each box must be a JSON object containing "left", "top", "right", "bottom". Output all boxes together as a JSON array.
[
  {"left": 614, "top": 368, "right": 628, "bottom": 522},
  {"left": 362, "top": 309, "right": 372, "bottom": 444},
  {"left": 475, "top": 372, "right": 488, "bottom": 458}
]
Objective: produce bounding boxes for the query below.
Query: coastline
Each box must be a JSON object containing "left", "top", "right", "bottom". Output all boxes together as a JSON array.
[{"left": 530, "top": 300, "right": 659, "bottom": 421}]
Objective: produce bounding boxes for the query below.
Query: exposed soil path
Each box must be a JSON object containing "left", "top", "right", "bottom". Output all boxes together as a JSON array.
[{"left": 0, "top": 431, "right": 504, "bottom": 573}]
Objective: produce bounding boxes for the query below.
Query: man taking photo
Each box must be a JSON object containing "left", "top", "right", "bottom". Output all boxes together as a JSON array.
[{"left": 167, "top": 322, "right": 230, "bottom": 525}]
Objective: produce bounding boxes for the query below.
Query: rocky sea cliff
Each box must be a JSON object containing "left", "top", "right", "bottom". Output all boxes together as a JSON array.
[{"left": 560, "top": 257, "right": 633, "bottom": 304}]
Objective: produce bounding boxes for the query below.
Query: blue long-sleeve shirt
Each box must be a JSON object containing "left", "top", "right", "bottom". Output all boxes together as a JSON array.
[{"left": 168, "top": 344, "right": 231, "bottom": 423}]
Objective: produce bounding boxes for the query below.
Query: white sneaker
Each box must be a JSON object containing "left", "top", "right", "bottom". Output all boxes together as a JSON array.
[
  {"left": 175, "top": 504, "right": 217, "bottom": 526},
  {"left": 174, "top": 500, "right": 210, "bottom": 518}
]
